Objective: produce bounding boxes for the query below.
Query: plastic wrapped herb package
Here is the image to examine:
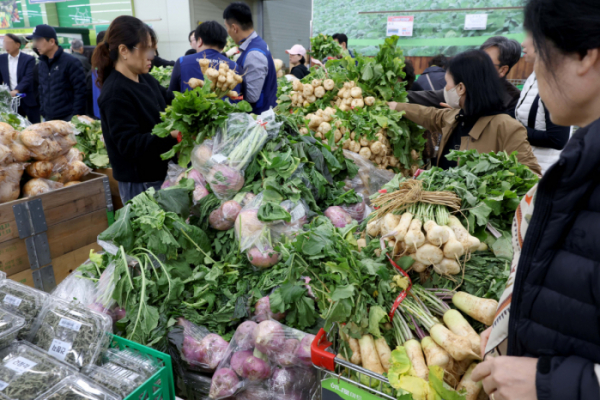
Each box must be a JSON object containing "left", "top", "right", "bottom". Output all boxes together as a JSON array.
[
  {"left": 0, "top": 342, "right": 76, "bottom": 400},
  {"left": 34, "top": 375, "right": 121, "bottom": 400},
  {"left": 104, "top": 347, "right": 161, "bottom": 379},
  {"left": 82, "top": 363, "right": 146, "bottom": 398},
  {"left": 29, "top": 298, "right": 112, "bottom": 369},
  {"left": 0, "top": 280, "right": 48, "bottom": 339},
  {"left": 0, "top": 309, "right": 25, "bottom": 349}
]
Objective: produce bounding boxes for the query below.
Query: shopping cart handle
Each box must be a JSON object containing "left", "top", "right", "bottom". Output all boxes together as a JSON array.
[
  {"left": 311, "top": 328, "right": 336, "bottom": 371},
  {"left": 16, "top": 93, "right": 26, "bottom": 98}
]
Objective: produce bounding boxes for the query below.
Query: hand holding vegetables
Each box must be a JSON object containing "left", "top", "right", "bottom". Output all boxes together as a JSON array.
[{"left": 471, "top": 356, "right": 538, "bottom": 400}]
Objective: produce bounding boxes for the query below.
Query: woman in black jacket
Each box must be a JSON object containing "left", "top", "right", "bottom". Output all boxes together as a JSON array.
[
  {"left": 92, "top": 16, "right": 177, "bottom": 203},
  {"left": 472, "top": 1, "right": 600, "bottom": 399}
]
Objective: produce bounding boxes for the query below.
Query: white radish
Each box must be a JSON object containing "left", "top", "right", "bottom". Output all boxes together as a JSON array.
[
  {"left": 447, "top": 216, "right": 480, "bottom": 252},
  {"left": 452, "top": 292, "right": 498, "bottom": 326},
  {"left": 367, "top": 219, "right": 381, "bottom": 237},
  {"left": 433, "top": 258, "right": 461, "bottom": 275},
  {"left": 404, "top": 339, "right": 428, "bottom": 380},
  {"left": 424, "top": 220, "right": 448, "bottom": 246},
  {"left": 364, "top": 96, "right": 375, "bottom": 106},
  {"left": 457, "top": 363, "right": 483, "bottom": 400},
  {"left": 443, "top": 310, "right": 481, "bottom": 356},
  {"left": 416, "top": 244, "right": 444, "bottom": 266},
  {"left": 430, "top": 324, "right": 480, "bottom": 361},
  {"left": 394, "top": 213, "right": 413, "bottom": 241},
  {"left": 408, "top": 253, "right": 428, "bottom": 272},
  {"left": 374, "top": 337, "right": 392, "bottom": 372},
  {"left": 323, "top": 79, "right": 335, "bottom": 91},
  {"left": 358, "top": 335, "right": 385, "bottom": 374},
  {"left": 421, "top": 336, "right": 450, "bottom": 369},
  {"left": 350, "top": 87, "right": 363, "bottom": 98},
  {"left": 357, "top": 238, "right": 367, "bottom": 252},
  {"left": 442, "top": 227, "right": 465, "bottom": 259},
  {"left": 405, "top": 219, "right": 425, "bottom": 252},
  {"left": 381, "top": 213, "right": 401, "bottom": 236},
  {"left": 349, "top": 337, "right": 362, "bottom": 365}
]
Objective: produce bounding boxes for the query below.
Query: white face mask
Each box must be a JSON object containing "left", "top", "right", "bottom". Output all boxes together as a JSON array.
[{"left": 444, "top": 86, "right": 462, "bottom": 109}]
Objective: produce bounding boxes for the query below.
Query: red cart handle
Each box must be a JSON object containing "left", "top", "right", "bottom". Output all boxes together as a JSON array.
[{"left": 311, "top": 328, "right": 336, "bottom": 371}]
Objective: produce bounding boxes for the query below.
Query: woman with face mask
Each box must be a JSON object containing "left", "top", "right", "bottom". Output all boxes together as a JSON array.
[
  {"left": 389, "top": 50, "right": 541, "bottom": 175},
  {"left": 92, "top": 16, "right": 178, "bottom": 203}
]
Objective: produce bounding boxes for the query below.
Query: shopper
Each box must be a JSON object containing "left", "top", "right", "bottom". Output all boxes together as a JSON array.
[
  {"left": 224, "top": 2, "right": 277, "bottom": 114},
  {"left": 28, "top": 24, "right": 86, "bottom": 121},
  {"left": 332, "top": 33, "right": 354, "bottom": 58},
  {"left": 71, "top": 39, "right": 91, "bottom": 76},
  {"left": 87, "top": 30, "right": 105, "bottom": 119},
  {"left": 473, "top": 1, "right": 600, "bottom": 399},
  {"left": 514, "top": 32, "right": 570, "bottom": 174},
  {"left": 389, "top": 50, "right": 541, "bottom": 174},
  {"left": 411, "top": 55, "right": 448, "bottom": 91},
  {"left": 286, "top": 44, "right": 309, "bottom": 80},
  {"left": 93, "top": 16, "right": 177, "bottom": 203},
  {"left": 169, "top": 21, "right": 240, "bottom": 93},
  {"left": 403, "top": 60, "right": 416, "bottom": 91},
  {"left": 0, "top": 33, "right": 40, "bottom": 123},
  {"left": 409, "top": 36, "right": 521, "bottom": 117},
  {"left": 187, "top": 29, "right": 198, "bottom": 55}
]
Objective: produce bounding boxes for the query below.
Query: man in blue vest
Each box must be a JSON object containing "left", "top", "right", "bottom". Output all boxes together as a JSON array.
[
  {"left": 223, "top": 2, "right": 277, "bottom": 114},
  {"left": 169, "top": 21, "right": 240, "bottom": 94}
]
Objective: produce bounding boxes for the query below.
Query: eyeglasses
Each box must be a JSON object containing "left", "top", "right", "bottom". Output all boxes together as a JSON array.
[{"left": 133, "top": 46, "right": 155, "bottom": 59}]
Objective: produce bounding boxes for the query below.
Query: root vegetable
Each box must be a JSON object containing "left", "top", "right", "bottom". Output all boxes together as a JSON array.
[
  {"left": 351, "top": 98, "right": 365, "bottom": 109},
  {"left": 342, "top": 89, "right": 352, "bottom": 99},
  {"left": 303, "top": 101, "right": 310, "bottom": 107},
  {"left": 207, "top": 164, "right": 244, "bottom": 198},
  {"left": 295, "top": 334, "right": 315, "bottom": 367},
  {"left": 477, "top": 242, "right": 488, "bottom": 252},
  {"left": 394, "top": 212, "right": 413, "bottom": 241},
  {"left": 457, "top": 363, "right": 483, "bottom": 400},
  {"left": 254, "top": 320, "right": 285, "bottom": 355},
  {"left": 358, "top": 335, "right": 385, "bottom": 375},
  {"left": 421, "top": 336, "right": 450, "bottom": 369},
  {"left": 448, "top": 216, "right": 480, "bottom": 252},
  {"left": 388, "top": 157, "right": 399, "bottom": 168},
  {"left": 26, "top": 161, "right": 53, "bottom": 179},
  {"left": 404, "top": 339, "right": 428, "bottom": 380},
  {"left": 334, "top": 129, "right": 342, "bottom": 143},
  {"left": 430, "top": 324, "right": 479, "bottom": 361},
  {"left": 247, "top": 247, "right": 279, "bottom": 269},
  {"left": 233, "top": 321, "right": 258, "bottom": 350},
  {"left": 342, "top": 140, "right": 350, "bottom": 150},
  {"left": 359, "top": 147, "right": 371, "bottom": 159},
  {"left": 324, "top": 206, "right": 353, "bottom": 228},
  {"left": 374, "top": 337, "right": 392, "bottom": 372},
  {"left": 405, "top": 219, "right": 425, "bottom": 252},
  {"left": 443, "top": 310, "right": 481, "bottom": 356},
  {"left": 374, "top": 155, "right": 383, "bottom": 164},
  {"left": 433, "top": 258, "right": 461, "bottom": 275},
  {"left": 188, "top": 78, "right": 204, "bottom": 89},
  {"left": 367, "top": 219, "right": 381, "bottom": 236},
  {"left": 364, "top": 96, "right": 375, "bottom": 106},
  {"left": 357, "top": 238, "right": 366, "bottom": 251},
  {"left": 323, "top": 79, "right": 334, "bottom": 90},
  {"left": 242, "top": 356, "right": 271, "bottom": 381},
  {"left": 314, "top": 132, "right": 323, "bottom": 139},
  {"left": 209, "top": 368, "right": 240, "bottom": 399},
  {"left": 350, "top": 87, "right": 362, "bottom": 98},
  {"left": 312, "top": 79, "right": 322, "bottom": 87},
  {"left": 424, "top": 220, "right": 449, "bottom": 246},
  {"left": 370, "top": 141, "right": 383, "bottom": 155},
  {"left": 314, "top": 86, "right": 325, "bottom": 98},
  {"left": 227, "top": 91, "right": 239, "bottom": 99},
  {"left": 231, "top": 350, "right": 253, "bottom": 376},
  {"left": 442, "top": 227, "right": 465, "bottom": 259},
  {"left": 339, "top": 104, "right": 349, "bottom": 112},
  {"left": 293, "top": 80, "right": 303, "bottom": 91},
  {"left": 382, "top": 213, "right": 401, "bottom": 236},
  {"left": 303, "top": 84, "right": 314, "bottom": 96},
  {"left": 416, "top": 244, "right": 444, "bottom": 265},
  {"left": 409, "top": 253, "right": 428, "bottom": 272},
  {"left": 349, "top": 140, "right": 360, "bottom": 153},
  {"left": 319, "top": 122, "right": 332, "bottom": 134},
  {"left": 348, "top": 337, "right": 362, "bottom": 365},
  {"left": 299, "top": 128, "right": 309, "bottom": 135},
  {"left": 307, "top": 95, "right": 317, "bottom": 103},
  {"left": 452, "top": 292, "right": 498, "bottom": 326}
]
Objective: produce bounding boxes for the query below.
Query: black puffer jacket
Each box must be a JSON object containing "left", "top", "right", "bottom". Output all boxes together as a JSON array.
[
  {"left": 38, "top": 47, "right": 86, "bottom": 121},
  {"left": 508, "top": 118, "right": 600, "bottom": 399}
]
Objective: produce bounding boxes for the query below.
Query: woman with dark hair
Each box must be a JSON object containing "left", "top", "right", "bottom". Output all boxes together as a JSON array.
[
  {"left": 93, "top": 15, "right": 177, "bottom": 203},
  {"left": 286, "top": 44, "right": 309, "bottom": 80},
  {"left": 471, "top": 1, "right": 600, "bottom": 399},
  {"left": 389, "top": 50, "right": 541, "bottom": 174}
]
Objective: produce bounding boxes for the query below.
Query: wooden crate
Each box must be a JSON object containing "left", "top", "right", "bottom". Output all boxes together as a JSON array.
[
  {"left": 95, "top": 168, "right": 123, "bottom": 211},
  {"left": 0, "top": 173, "right": 110, "bottom": 291}
]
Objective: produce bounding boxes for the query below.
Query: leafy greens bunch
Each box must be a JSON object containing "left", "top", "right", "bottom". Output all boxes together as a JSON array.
[
  {"left": 72, "top": 116, "right": 110, "bottom": 169},
  {"left": 149, "top": 65, "right": 174, "bottom": 88},
  {"left": 309, "top": 33, "right": 343, "bottom": 60}
]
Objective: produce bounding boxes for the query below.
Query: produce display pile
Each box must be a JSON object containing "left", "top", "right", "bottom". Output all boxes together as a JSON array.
[
  {"left": 150, "top": 65, "right": 174, "bottom": 89},
  {"left": 13, "top": 35, "right": 541, "bottom": 400}
]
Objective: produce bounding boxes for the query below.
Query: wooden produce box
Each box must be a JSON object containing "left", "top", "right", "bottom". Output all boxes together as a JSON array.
[
  {"left": 95, "top": 168, "right": 123, "bottom": 211},
  {"left": 0, "top": 173, "right": 111, "bottom": 291}
]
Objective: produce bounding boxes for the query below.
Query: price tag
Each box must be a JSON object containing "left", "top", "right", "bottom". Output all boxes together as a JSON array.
[
  {"left": 0, "top": 380, "right": 9, "bottom": 390},
  {"left": 48, "top": 339, "right": 72, "bottom": 361},
  {"left": 5, "top": 356, "right": 37, "bottom": 374},
  {"left": 58, "top": 318, "right": 82, "bottom": 332},
  {"left": 210, "top": 154, "right": 228, "bottom": 163},
  {"left": 3, "top": 295, "right": 22, "bottom": 307}
]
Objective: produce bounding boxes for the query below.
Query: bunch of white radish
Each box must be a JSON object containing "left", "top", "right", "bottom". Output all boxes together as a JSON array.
[
  {"left": 187, "top": 59, "right": 243, "bottom": 100},
  {"left": 368, "top": 210, "right": 484, "bottom": 276},
  {"left": 342, "top": 129, "right": 400, "bottom": 169},
  {"left": 333, "top": 81, "right": 375, "bottom": 112},
  {"left": 338, "top": 331, "right": 392, "bottom": 380},
  {"left": 290, "top": 78, "right": 335, "bottom": 108}
]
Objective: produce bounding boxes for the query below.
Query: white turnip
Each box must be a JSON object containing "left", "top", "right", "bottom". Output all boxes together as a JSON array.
[
  {"left": 358, "top": 147, "right": 371, "bottom": 159},
  {"left": 233, "top": 321, "right": 258, "bottom": 350},
  {"left": 374, "top": 337, "right": 391, "bottom": 372},
  {"left": 314, "top": 86, "right": 325, "bottom": 98},
  {"left": 324, "top": 206, "right": 353, "bottom": 228},
  {"left": 452, "top": 292, "right": 498, "bottom": 326},
  {"left": 247, "top": 247, "right": 280, "bottom": 269},
  {"left": 323, "top": 79, "right": 334, "bottom": 91},
  {"left": 394, "top": 212, "right": 413, "bottom": 241},
  {"left": 209, "top": 368, "right": 240, "bottom": 399},
  {"left": 457, "top": 362, "right": 483, "bottom": 400},
  {"left": 415, "top": 244, "right": 444, "bottom": 265},
  {"left": 364, "top": 96, "right": 375, "bottom": 106},
  {"left": 405, "top": 219, "right": 425, "bottom": 252},
  {"left": 358, "top": 335, "right": 385, "bottom": 375},
  {"left": 408, "top": 253, "right": 428, "bottom": 273},
  {"left": 424, "top": 220, "right": 448, "bottom": 247},
  {"left": 421, "top": 336, "right": 450, "bottom": 369},
  {"left": 430, "top": 324, "right": 479, "bottom": 361},
  {"left": 442, "top": 227, "right": 465, "bottom": 259},
  {"left": 381, "top": 213, "right": 401, "bottom": 236},
  {"left": 433, "top": 258, "right": 461, "bottom": 275},
  {"left": 367, "top": 219, "right": 381, "bottom": 237}
]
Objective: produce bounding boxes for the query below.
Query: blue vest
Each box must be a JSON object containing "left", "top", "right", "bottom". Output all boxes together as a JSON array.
[
  {"left": 236, "top": 35, "right": 277, "bottom": 114},
  {"left": 179, "top": 49, "right": 240, "bottom": 93},
  {"left": 92, "top": 69, "right": 101, "bottom": 119}
]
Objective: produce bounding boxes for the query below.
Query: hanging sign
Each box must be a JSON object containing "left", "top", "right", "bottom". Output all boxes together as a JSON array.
[
  {"left": 387, "top": 16, "right": 414, "bottom": 37},
  {"left": 464, "top": 14, "right": 488, "bottom": 30}
]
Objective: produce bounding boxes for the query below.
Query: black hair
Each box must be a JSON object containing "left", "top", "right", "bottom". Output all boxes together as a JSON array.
[
  {"left": 332, "top": 33, "right": 348, "bottom": 46},
  {"left": 447, "top": 50, "right": 504, "bottom": 117},
  {"left": 223, "top": 2, "right": 253, "bottom": 31},
  {"left": 299, "top": 55, "right": 306, "bottom": 65},
  {"left": 525, "top": 0, "right": 600, "bottom": 68},
  {"left": 4, "top": 34, "right": 21, "bottom": 47},
  {"left": 195, "top": 21, "right": 228, "bottom": 49},
  {"left": 480, "top": 36, "right": 521, "bottom": 73},
  {"left": 96, "top": 30, "right": 106, "bottom": 44},
  {"left": 189, "top": 30, "right": 196, "bottom": 42},
  {"left": 403, "top": 59, "right": 416, "bottom": 91},
  {"left": 429, "top": 54, "right": 448, "bottom": 69}
]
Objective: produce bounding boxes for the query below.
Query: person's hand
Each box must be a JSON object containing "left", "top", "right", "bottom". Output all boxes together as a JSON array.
[
  {"left": 170, "top": 130, "right": 180, "bottom": 139},
  {"left": 388, "top": 102, "right": 399, "bottom": 111},
  {"left": 440, "top": 102, "right": 452, "bottom": 109},
  {"left": 471, "top": 356, "right": 538, "bottom": 400},
  {"left": 9, "top": 90, "right": 17, "bottom": 97},
  {"left": 480, "top": 327, "right": 492, "bottom": 357}
]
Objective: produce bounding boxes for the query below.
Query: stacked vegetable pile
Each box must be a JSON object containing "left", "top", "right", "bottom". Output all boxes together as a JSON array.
[
  {"left": 149, "top": 65, "right": 173, "bottom": 88},
  {"left": 71, "top": 115, "right": 110, "bottom": 169}
]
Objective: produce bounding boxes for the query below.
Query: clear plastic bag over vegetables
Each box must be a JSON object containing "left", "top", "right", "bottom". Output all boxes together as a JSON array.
[
  {"left": 29, "top": 298, "right": 112, "bottom": 369},
  {"left": 161, "top": 162, "right": 209, "bottom": 204},
  {"left": 177, "top": 317, "right": 229, "bottom": 373},
  {"left": 208, "top": 319, "right": 319, "bottom": 400},
  {"left": 22, "top": 178, "right": 64, "bottom": 197},
  {"left": 343, "top": 150, "right": 395, "bottom": 204},
  {"left": 82, "top": 362, "right": 145, "bottom": 398},
  {"left": 0, "top": 280, "right": 48, "bottom": 339},
  {"left": 0, "top": 342, "right": 76, "bottom": 400},
  {"left": 0, "top": 163, "right": 26, "bottom": 204},
  {"left": 0, "top": 122, "right": 32, "bottom": 163},
  {"left": 35, "top": 375, "right": 120, "bottom": 400},
  {"left": 192, "top": 109, "right": 283, "bottom": 200},
  {"left": 18, "top": 121, "right": 77, "bottom": 161},
  {"left": 0, "top": 309, "right": 25, "bottom": 349},
  {"left": 26, "top": 147, "right": 90, "bottom": 183},
  {"left": 270, "top": 199, "right": 312, "bottom": 240}
]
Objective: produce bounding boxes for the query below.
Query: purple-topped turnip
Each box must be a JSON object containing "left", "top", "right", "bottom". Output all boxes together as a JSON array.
[
  {"left": 272, "top": 338, "right": 299, "bottom": 367},
  {"left": 210, "top": 368, "right": 240, "bottom": 399},
  {"left": 254, "top": 296, "right": 285, "bottom": 323},
  {"left": 247, "top": 247, "right": 279, "bottom": 269},
  {"left": 254, "top": 320, "right": 285, "bottom": 355},
  {"left": 295, "top": 334, "right": 315, "bottom": 367},
  {"left": 207, "top": 164, "right": 245, "bottom": 199},
  {"left": 200, "top": 334, "right": 229, "bottom": 369},
  {"left": 324, "top": 206, "right": 353, "bottom": 228},
  {"left": 233, "top": 321, "right": 258, "bottom": 350},
  {"left": 241, "top": 356, "right": 271, "bottom": 381},
  {"left": 231, "top": 350, "right": 253, "bottom": 376}
]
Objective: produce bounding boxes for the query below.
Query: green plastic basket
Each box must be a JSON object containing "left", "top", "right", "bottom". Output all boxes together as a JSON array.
[{"left": 109, "top": 335, "right": 176, "bottom": 400}]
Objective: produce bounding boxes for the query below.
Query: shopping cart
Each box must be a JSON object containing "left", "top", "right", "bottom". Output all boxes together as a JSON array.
[{"left": 10, "top": 94, "right": 22, "bottom": 113}]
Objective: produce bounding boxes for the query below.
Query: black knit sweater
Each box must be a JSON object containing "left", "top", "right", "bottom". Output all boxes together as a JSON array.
[{"left": 98, "top": 70, "right": 176, "bottom": 183}]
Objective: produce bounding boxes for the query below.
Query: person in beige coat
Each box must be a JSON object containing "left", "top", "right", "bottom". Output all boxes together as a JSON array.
[{"left": 390, "top": 50, "right": 541, "bottom": 175}]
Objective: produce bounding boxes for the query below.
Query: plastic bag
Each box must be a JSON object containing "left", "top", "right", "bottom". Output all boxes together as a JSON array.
[
  {"left": 29, "top": 298, "right": 112, "bottom": 369},
  {"left": 234, "top": 193, "right": 270, "bottom": 253},
  {"left": 19, "top": 121, "right": 76, "bottom": 161},
  {"left": 180, "top": 370, "right": 212, "bottom": 400},
  {"left": 343, "top": 150, "right": 395, "bottom": 204},
  {"left": 0, "top": 163, "right": 26, "bottom": 203},
  {"left": 270, "top": 199, "right": 312, "bottom": 241},
  {"left": 104, "top": 347, "right": 160, "bottom": 379},
  {"left": 27, "top": 147, "right": 90, "bottom": 183},
  {"left": 341, "top": 193, "right": 369, "bottom": 222},
  {"left": 83, "top": 363, "right": 146, "bottom": 398},
  {"left": 161, "top": 162, "right": 209, "bottom": 204},
  {"left": 177, "top": 318, "right": 229, "bottom": 373},
  {"left": 0, "top": 342, "right": 76, "bottom": 400},
  {"left": 209, "top": 320, "right": 319, "bottom": 400},
  {"left": 0, "top": 122, "right": 32, "bottom": 164},
  {"left": 0, "top": 308, "right": 25, "bottom": 349},
  {"left": 22, "top": 178, "right": 64, "bottom": 197},
  {"left": 192, "top": 110, "right": 282, "bottom": 200},
  {"left": 36, "top": 375, "right": 120, "bottom": 400},
  {"left": 0, "top": 280, "right": 48, "bottom": 339}
]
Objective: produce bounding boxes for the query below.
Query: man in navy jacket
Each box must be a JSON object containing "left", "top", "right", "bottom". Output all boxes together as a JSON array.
[
  {"left": 0, "top": 34, "right": 40, "bottom": 123},
  {"left": 27, "top": 25, "right": 86, "bottom": 121}
]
